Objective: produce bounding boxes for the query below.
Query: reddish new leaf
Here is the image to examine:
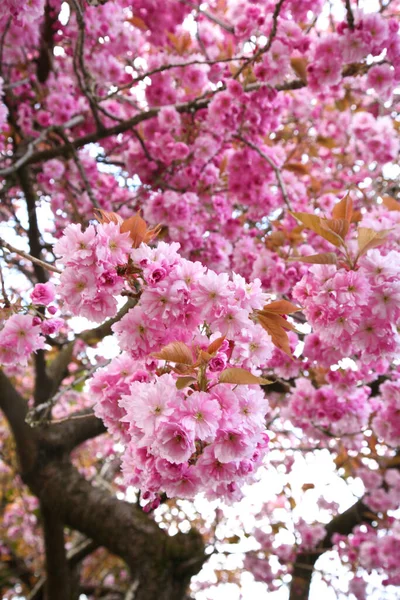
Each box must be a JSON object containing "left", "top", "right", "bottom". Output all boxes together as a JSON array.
[
  {"left": 152, "top": 342, "right": 194, "bottom": 365},
  {"left": 218, "top": 367, "right": 271, "bottom": 385}
]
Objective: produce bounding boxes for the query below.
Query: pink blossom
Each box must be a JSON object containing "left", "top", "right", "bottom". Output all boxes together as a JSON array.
[
  {"left": 178, "top": 391, "right": 221, "bottom": 441},
  {"left": 30, "top": 282, "right": 56, "bottom": 306},
  {"left": 155, "top": 421, "right": 196, "bottom": 464},
  {"left": 0, "top": 314, "right": 46, "bottom": 366}
]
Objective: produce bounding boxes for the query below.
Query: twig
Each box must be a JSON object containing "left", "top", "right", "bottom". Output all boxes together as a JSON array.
[
  {"left": 101, "top": 56, "right": 249, "bottom": 101},
  {"left": 3, "top": 77, "right": 30, "bottom": 90},
  {"left": 53, "top": 127, "right": 100, "bottom": 208},
  {"left": 26, "top": 359, "right": 111, "bottom": 427},
  {"left": 0, "top": 115, "right": 84, "bottom": 177},
  {"left": 234, "top": 0, "right": 287, "bottom": 80},
  {"left": 0, "top": 17, "right": 11, "bottom": 77},
  {"left": 0, "top": 237, "right": 61, "bottom": 274},
  {"left": 345, "top": 0, "right": 355, "bottom": 30},
  {"left": 0, "top": 262, "right": 10, "bottom": 307},
  {"left": 178, "top": 0, "right": 234, "bottom": 33},
  {"left": 125, "top": 579, "right": 140, "bottom": 600},
  {"left": 70, "top": 0, "right": 104, "bottom": 130},
  {"left": 237, "top": 135, "right": 292, "bottom": 210}
]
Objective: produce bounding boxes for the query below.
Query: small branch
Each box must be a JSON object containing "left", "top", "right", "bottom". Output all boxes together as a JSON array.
[
  {"left": 234, "top": 0, "right": 287, "bottom": 80},
  {"left": 102, "top": 56, "right": 249, "bottom": 100},
  {"left": 0, "top": 370, "right": 37, "bottom": 475},
  {"left": 3, "top": 77, "right": 30, "bottom": 90},
  {"left": 237, "top": 136, "right": 292, "bottom": 210},
  {"left": 0, "top": 262, "right": 10, "bottom": 307},
  {"left": 0, "top": 116, "right": 84, "bottom": 177},
  {"left": 0, "top": 17, "right": 11, "bottom": 77},
  {"left": 26, "top": 299, "right": 136, "bottom": 426},
  {"left": 54, "top": 127, "right": 100, "bottom": 208},
  {"left": 178, "top": 0, "right": 234, "bottom": 33},
  {"left": 70, "top": 0, "right": 104, "bottom": 131},
  {"left": 345, "top": 0, "right": 355, "bottom": 30},
  {"left": 27, "top": 360, "right": 110, "bottom": 428},
  {"left": 125, "top": 580, "right": 140, "bottom": 600},
  {"left": 0, "top": 237, "right": 61, "bottom": 274}
]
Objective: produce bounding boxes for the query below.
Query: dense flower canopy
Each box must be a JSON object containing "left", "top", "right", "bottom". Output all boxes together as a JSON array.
[{"left": 1, "top": 1, "right": 400, "bottom": 599}]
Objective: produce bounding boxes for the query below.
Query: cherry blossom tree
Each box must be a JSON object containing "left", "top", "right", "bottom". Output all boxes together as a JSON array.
[{"left": 1, "top": 1, "right": 400, "bottom": 599}]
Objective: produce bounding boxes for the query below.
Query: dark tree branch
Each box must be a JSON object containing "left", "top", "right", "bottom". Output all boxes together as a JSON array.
[
  {"left": 0, "top": 370, "right": 37, "bottom": 475},
  {"left": 234, "top": 0, "right": 287, "bottom": 80},
  {"left": 28, "top": 538, "right": 99, "bottom": 600},
  {"left": 0, "top": 61, "right": 377, "bottom": 175},
  {"left": 42, "top": 409, "right": 106, "bottom": 451},
  {"left": 0, "top": 115, "right": 84, "bottom": 176},
  {"left": 35, "top": 0, "right": 57, "bottom": 83},
  {"left": 345, "top": 0, "right": 355, "bottom": 30},
  {"left": 18, "top": 166, "right": 48, "bottom": 284},
  {"left": 40, "top": 502, "right": 72, "bottom": 600},
  {"left": 289, "top": 499, "right": 376, "bottom": 600},
  {"left": 25, "top": 458, "right": 205, "bottom": 600}
]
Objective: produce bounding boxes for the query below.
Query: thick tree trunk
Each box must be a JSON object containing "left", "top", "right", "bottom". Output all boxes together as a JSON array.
[{"left": 0, "top": 370, "right": 206, "bottom": 600}]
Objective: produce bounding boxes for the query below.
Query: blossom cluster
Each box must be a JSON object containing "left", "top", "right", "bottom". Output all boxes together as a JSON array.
[
  {"left": 0, "top": 282, "right": 60, "bottom": 367},
  {"left": 334, "top": 520, "right": 400, "bottom": 590},
  {"left": 118, "top": 375, "right": 270, "bottom": 505},
  {"left": 293, "top": 251, "right": 400, "bottom": 366},
  {"left": 54, "top": 222, "right": 132, "bottom": 322},
  {"left": 285, "top": 376, "right": 371, "bottom": 437},
  {"left": 372, "top": 380, "right": 400, "bottom": 448},
  {"left": 85, "top": 230, "right": 275, "bottom": 504}
]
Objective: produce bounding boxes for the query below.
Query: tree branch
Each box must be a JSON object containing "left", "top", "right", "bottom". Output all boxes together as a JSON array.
[
  {"left": 0, "top": 237, "right": 61, "bottom": 274},
  {"left": 0, "top": 370, "right": 37, "bottom": 475},
  {"left": 45, "top": 298, "right": 135, "bottom": 396},
  {"left": 237, "top": 135, "right": 292, "bottom": 209},
  {"left": 35, "top": 0, "right": 57, "bottom": 83},
  {"left": 234, "top": 0, "right": 287, "bottom": 80},
  {"left": 27, "top": 538, "right": 99, "bottom": 600},
  {"left": 40, "top": 502, "right": 72, "bottom": 600},
  {"left": 26, "top": 457, "right": 205, "bottom": 600},
  {"left": 41, "top": 409, "right": 106, "bottom": 451},
  {"left": 0, "top": 60, "right": 376, "bottom": 173},
  {"left": 0, "top": 116, "right": 84, "bottom": 177},
  {"left": 289, "top": 499, "right": 375, "bottom": 600},
  {"left": 345, "top": 0, "right": 355, "bottom": 30}
]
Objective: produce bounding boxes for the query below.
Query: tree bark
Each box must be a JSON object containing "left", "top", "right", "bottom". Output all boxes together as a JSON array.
[
  {"left": 41, "top": 503, "right": 72, "bottom": 600},
  {"left": 0, "top": 370, "right": 206, "bottom": 600}
]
